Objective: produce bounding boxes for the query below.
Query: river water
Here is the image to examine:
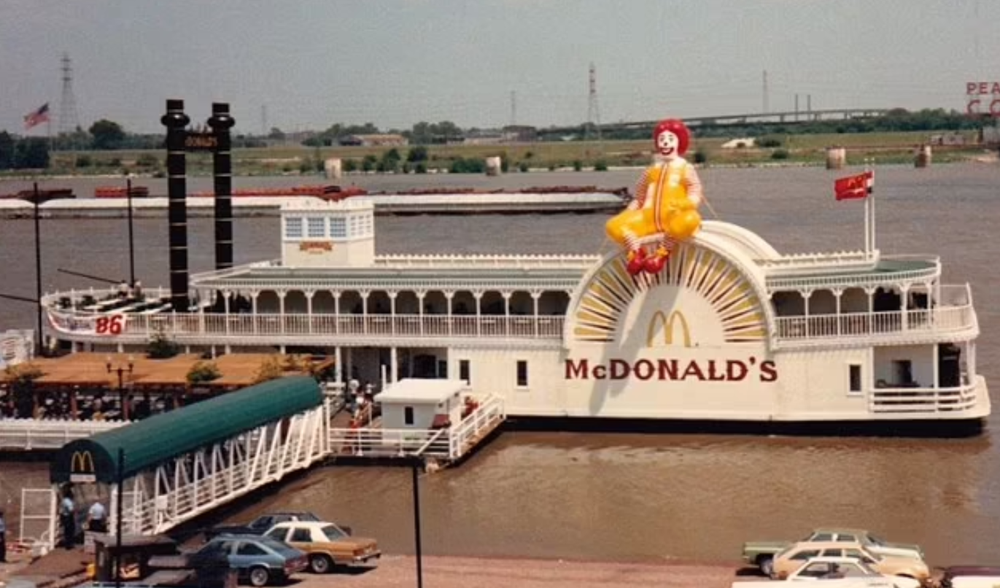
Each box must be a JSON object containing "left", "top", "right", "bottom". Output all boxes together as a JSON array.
[{"left": 1, "top": 165, "right": 999, "bottom": 565}]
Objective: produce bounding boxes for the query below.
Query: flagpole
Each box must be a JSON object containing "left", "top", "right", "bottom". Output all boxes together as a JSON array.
[
  {"left": 868, "top": 158, "right": 876, "bottom": 256},
  {"left": 864, "top": 159, "right": 871, "bottom": 257}
]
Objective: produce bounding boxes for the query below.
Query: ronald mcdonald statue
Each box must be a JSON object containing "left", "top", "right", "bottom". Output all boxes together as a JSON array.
[{"left": 605, "top": 118, "right": 703, "bottom": 276}]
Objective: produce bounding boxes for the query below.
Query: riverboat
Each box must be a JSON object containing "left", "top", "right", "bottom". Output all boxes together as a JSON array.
[{"left": 39, "top": 195, "right": 989, "bottom": 431}]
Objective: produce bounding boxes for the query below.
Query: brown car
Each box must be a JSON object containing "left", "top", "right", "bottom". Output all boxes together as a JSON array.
[
  {"left": 771, "top": 541, "right": 929, "bottom": 581},
  {"left": 264, "top": 521, "right": 380, "bottom": 574}
]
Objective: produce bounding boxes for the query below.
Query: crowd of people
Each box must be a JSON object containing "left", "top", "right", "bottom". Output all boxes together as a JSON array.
[{"left": 0, "top": 386, "right": 176, "bottom": 422}]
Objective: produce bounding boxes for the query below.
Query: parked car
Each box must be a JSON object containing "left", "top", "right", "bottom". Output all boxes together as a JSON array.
[
  {"left": 263, "top": 521, "right": 380, "bottom": 573},
  {"left": 732, "top": 557, "right": 920, "bottom": 588},
  {"left": 940, "top": 566, "right": 1000, "bottom": 588},
  {"left": 742, "top": 528, "right": 924, "bottom": 575},
  {"left": 196, "top": 534, "right": 308, "bottom": 587},
  {"left": 770, "top": 542, "right": 929, "bottom": 582},
  {"left": 205, "top": 511, "right": 352, "bottom": 541}
]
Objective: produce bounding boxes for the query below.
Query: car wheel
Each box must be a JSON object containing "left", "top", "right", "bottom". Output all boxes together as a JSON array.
[
  {"left": 309, "top": 554, "right": 333, "bottom": 574},
  {"left": 249, "top": 566, "right": 270, "bottom": 587},
  {"left": 759, "top": 557, "right": 774, "bottom": 577}
]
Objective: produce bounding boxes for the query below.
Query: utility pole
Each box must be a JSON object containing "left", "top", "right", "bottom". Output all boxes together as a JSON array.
[
  {"left": 762, "top": 70, "right": 769, "bottom": 114},
  {"left": 58, "top": 53, "right": 81, "bottom": 149},
  {"left": 585, "top": 63, "right": 602, "bottom": 142}
]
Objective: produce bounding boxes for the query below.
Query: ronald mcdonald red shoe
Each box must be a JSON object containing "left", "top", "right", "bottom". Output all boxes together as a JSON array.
[
  {"left": 643, "top": 247, "right": 669, "bottom": 274},
  {"left": 626, "top": 248, "right": 646, "bottom": 276}
]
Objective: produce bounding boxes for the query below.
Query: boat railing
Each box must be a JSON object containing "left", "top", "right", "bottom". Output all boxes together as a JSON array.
[
  {"left": 448, "top": 393, "right": 505, "bottom": 459},
  {"left": 372, "top": 253, "right": 601, "bottom": 269},
  {"left": 44, "top": 309, "right": 566, "bottom": 341},
  {"left": 0, "top": 418, "right": 130, "bottom": 450},
  {"left": 869, "top": 378, "right": 982, "bottom": 414},
  {"left": 776, "top": 305, "right": 975, "bottom": 342}
]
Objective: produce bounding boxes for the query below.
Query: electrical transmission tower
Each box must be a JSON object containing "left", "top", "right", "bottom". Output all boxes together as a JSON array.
[
  {"left": 58, "top": 53, "right": 80, "bottom": 136},
  {"left": 585, "top": 63, "right": 602, "bottom": 142}
]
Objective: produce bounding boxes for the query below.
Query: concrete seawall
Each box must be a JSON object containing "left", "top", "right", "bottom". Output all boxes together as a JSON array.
[{"left": 0, "top": 193, "right": 625, "bottom": 219}]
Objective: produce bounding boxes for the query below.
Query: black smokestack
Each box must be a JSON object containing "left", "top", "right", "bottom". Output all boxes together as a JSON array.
[
  {"left": 208, "top": 103, "right": 235, "bottom": 271},
  {"left": 160, "top": 99, "right": 190, "bottom": 311}
]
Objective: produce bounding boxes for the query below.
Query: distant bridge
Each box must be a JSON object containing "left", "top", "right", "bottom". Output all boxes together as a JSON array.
[{"left": 540, "top": 108, "right": 891, "bottom": 138}]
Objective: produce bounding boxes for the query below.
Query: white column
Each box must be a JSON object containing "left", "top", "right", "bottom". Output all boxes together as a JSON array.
[
  {"left": 223, "top": 290, "right": 231, "bottom": 337},
  {"left": 391, "top": 346, "right": 399, "bottom": 383},
  {"left": 445, "top": 292, "right": 454, "bottom": 337},
  {"left": 801, "top": 290, "right": 812, "bottom": 338},
  {"left": 932, "top": 343, "right": 939, "bottom": 391},
  {"left": 345, "top": 347, "right": 353, "bottom": 383},
  {"left": 832, "top": 288, "right": 843, "bottom": 337},
  {"left": 335, "top": 346, "right": 343, "bottom": 384},
  {"left": 865, "top": 287, "right": 876, "bottom": 334},
  {"left": 360, "top": 290, "right": 370, "bottom": 335},
  {"left": 502, "top": 291, "right": 512, "bottom": 336},
  {"left": 900, "top": 285, "right": 909, "bottom": 331},
  {"left": 416, "top": 291, "right": 426, "bottom": 336},
  {"left": 531, "top": 292, "right": 541, "bottom": 338},
  {"left": 278, "top": 291, "right": 287, "bottom": 335},
  {"left": 333, "top": 291, "right": 341, "bottom": 335},
  {"left": 474, "top": 291, "right": 483, "bottom": 337},
  {"left": 305, "top": 290, "right": 315, "bottom": 335},
  {"left": 388, "top": 292, "right": 398, "bottom": 336},
  {"left": 250, "top": 292, "right": 259, "bottom": 335}
]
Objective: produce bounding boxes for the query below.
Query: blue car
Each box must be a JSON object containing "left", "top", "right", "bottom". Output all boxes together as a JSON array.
[{"left": 196, "top": 535, "right": 308, "bottom": 587}]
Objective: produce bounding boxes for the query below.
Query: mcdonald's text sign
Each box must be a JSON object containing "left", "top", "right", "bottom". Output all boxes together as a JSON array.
[{"left": 564, "top": 357, "right": 777, "bottom": 382}]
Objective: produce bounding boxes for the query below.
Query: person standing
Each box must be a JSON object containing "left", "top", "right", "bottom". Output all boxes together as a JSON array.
[
  {"left": 0, "top": 508, "right": 7, "bottom": 562},
  {"left": 87, "top": 500, "right": 107, "bottom": 533},
  {"left": 60, "top": 491, "right": 75, "bottom": 549}
]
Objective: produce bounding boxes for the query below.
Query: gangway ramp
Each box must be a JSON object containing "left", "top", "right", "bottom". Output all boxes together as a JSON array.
[{"left": 45, "top": 375, "right": 328, "bottom": 543}]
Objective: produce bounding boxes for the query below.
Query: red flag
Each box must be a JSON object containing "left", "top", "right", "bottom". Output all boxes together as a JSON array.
[
  {"left": 23, "top": 103, "right": 50, "bottom": 131},
  {"left": 834, "top": 170, "right": 873, "bottom": 201}
]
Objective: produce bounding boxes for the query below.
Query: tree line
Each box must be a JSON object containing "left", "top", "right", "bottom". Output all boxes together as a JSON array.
[{"left": 0, "top": 108, "right": 991, "bottom": 171}]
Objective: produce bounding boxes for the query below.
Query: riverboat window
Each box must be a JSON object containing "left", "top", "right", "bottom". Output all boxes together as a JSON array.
[
  {"left": 516, "top": 360, "right": 528, "bottom": 387},
  {"left": 404, "top": 406, "right": 414, "bottom": 426},
  {"left": 459, "top": 360, "right": 470, "bottom": 385},
  {"left": 284, "top": 217, "right": 303, "bottom": 239},
  {"left": 362, "top": 215, "right": 373, "bottom": 236},
  {"left": 350, "top": 215, "right": 361, "bottom": 235},
  {"left": 329, "top": 217, "right": 347, "bottom": 238},
  {"left": 307, "top": 217, "right": 326, "bottom": 238},
  {"left": 848, "top": 364, "right": 862, "bottom": 394}
]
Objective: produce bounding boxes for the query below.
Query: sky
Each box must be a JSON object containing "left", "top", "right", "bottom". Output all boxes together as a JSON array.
[{"left": 0, "top": 0, "right": 995, "bottom": 135}]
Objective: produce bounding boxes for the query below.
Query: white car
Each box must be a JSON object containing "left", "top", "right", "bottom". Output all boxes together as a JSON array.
[{"left": 732, "top": 557, "right": 921, "bottom": 588}]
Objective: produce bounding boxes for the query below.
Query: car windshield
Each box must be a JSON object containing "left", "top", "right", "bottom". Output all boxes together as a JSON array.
[
  {"left": 866, "top": 534, "right": 885, "bottom": 546},
  {"left": 299, "top": 512, "right": 321, "bottom": 522},
  {"left": 775, "top": 545, "right": 794, "bottom": 559},
  {"left": 322, "top": 524, "right": 348, "bottom": 541}
]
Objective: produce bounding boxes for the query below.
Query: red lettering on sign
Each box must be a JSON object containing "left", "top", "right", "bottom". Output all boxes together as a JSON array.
[
  {"left": 967, "top": 82, "right": 978, "bottom": 95},
  {"left": 564, "top": 356, "right": 779, "bottom": 383},
  {"left": 94, "top": 315, "right": 125, "bottom": 335},
  {"left": 759, "top": 360, "right": 778, "bottom": 382}
]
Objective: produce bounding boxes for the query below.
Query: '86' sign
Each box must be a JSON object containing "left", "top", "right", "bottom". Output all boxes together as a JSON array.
[{"left": 94, "top": 315, "right": 127, "bottom": 336}]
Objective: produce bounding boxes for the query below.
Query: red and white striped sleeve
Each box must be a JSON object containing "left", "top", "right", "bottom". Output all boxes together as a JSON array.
[
  {"left": 628, "top": 167, "right": 652, "bottom": 210},
  {"left": 684, "top": 163, "right": 703, "bottom": 207}
]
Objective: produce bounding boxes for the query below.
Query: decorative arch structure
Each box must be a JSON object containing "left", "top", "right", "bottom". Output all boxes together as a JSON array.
[{"left": 563, "top": 233, "right": 776, "bottom": 350}]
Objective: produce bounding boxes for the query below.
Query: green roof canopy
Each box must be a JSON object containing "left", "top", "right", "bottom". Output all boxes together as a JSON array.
[{"left": 51, "top": 376, "right": 322, "bottom": 484}]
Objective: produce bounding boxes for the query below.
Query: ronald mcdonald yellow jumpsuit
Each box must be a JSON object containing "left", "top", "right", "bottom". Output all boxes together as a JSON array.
[{"left": 605, "top": 118, "right": 703, "bottom": 275}]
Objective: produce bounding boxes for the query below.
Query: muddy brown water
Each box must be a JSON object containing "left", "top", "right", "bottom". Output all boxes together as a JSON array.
[{"left": 1, "top": 165, "right": 999, "bottom": 565}]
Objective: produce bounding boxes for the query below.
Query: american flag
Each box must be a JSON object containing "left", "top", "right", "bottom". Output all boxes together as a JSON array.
[{"left": 23, "top": 102, "right": 50, "bottom": 131}]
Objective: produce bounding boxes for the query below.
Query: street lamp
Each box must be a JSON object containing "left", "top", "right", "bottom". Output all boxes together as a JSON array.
[
  {"left": 411, "top": 457, "right": 424, "bottom": 588},
  {"left": 105, "top": 355, "right": 134, "bottom": 421}
]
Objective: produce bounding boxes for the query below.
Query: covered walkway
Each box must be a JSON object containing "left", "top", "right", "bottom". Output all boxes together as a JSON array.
[{"left": 36, "top": 376, "right": 328, "bottom": 545}]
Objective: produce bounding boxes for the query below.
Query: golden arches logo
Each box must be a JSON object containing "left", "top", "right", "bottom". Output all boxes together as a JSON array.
[
  {"left": 645, "top": 310, "right": 692, "bottom": 348},
  {"left": 70, "top": 450, "right": 96, "bottom": 482}
]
